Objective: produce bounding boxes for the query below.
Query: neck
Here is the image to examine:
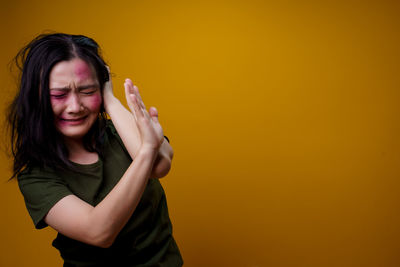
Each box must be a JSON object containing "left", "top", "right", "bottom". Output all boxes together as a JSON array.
[
  {"left": 64, "top": 136, "right": 85, "bottom": 152},
  {"left": 64, "top": 137, "right": 99, "bottom": 164}
]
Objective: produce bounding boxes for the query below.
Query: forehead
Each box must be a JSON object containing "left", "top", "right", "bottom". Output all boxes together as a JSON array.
[{"left": 49, "top": 58, "right": 97, "bottom": 85}]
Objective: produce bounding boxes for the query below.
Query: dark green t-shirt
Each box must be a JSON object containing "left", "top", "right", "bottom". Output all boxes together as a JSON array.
[{"left": 17, "top": 122, "right": 183, "bottom": 267}]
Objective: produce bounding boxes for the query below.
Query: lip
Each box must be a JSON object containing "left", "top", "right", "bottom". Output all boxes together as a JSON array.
[{"left": 58, "top": 116, "right": 88, "bottom": 125}]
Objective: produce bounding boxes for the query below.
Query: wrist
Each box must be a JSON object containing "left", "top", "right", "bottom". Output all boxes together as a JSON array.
[{"left": 138, "top": 145, "right": 159, "bottom": 157}]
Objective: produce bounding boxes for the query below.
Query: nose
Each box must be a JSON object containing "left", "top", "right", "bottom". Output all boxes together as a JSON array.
[{"left": 66, "top": 93, "right": 83, "bottom": 113}]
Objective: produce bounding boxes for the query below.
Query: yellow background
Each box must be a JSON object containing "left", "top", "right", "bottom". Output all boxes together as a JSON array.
[{"left": 1, "top": 0, "right": 399, "bottom": 266}]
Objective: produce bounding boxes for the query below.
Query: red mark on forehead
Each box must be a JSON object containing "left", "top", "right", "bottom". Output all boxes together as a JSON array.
[{"left": 74, "top": 60, "right": 94, "bottom": 80}]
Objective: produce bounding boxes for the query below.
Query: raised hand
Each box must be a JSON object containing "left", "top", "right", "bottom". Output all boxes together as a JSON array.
[
  {"left": 102, "top": 67, "right": 172, "bottom": 179},
  {"left": 124, "top": 79, "right": 164, "bottom": 151}
]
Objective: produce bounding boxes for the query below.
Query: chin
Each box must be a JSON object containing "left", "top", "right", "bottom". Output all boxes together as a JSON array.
[{"left": 56, "top": 125, "right": 91, "bottom": 141}]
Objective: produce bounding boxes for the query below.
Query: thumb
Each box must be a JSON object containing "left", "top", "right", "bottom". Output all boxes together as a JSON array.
[{"left": 149, "top": 107, "right": 159, "bottom": 123}]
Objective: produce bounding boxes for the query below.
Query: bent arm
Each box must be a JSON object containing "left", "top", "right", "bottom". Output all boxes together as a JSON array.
[
  {"left": 44, "top": 147, "right": 158, "bottom": 248},
  {"left": 103, "top": 78, "right": 173, "bottom": 178},
  {"left": 45, "top": 79, "right": 166, "bottom": 248}
]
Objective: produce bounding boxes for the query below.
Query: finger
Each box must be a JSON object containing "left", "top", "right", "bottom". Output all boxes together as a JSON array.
[
  {"left": 125, "top": 81, "right": 151, "bottom": 121},
  {"left": 149, "top": 106, "right": 158, "bottom": 117},
  {"left": 125, "top": 79, "right": 145, "bottom": 109},
  {"left": 125, "top": 79, "right": 151, "bottom": 121},
  {"left": 149, "top": 106, "right": 159, "bottom": 124},
  {"left": 125, "top": 78, "right": 133, "bottom": 89},
  {"left": 132, "top": 85, "right": 146, "bottom": 110},
  {"left": 124, "top": 81, "right": 134, "bottom": 111},
  {"left": 125, "top": 79, "right": 134, "bottom": 94},
  {"left": 129, "top": 93, "right": 143, "bottom": 121},
  {"left": 141, "top": 105, "right": 152, "bottom": 121}
]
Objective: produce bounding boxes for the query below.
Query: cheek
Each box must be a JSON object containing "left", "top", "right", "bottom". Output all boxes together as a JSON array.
[
  {"left": 50, "top": 98, "right": 65, "bottom": 114},
  {"left": 87, "top": 94, "right": 102, "bottom": 110}
]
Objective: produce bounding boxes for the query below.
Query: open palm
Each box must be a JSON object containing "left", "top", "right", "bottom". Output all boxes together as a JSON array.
[{"left": 124, "top": 79, "right": 164, "bottom": 151}]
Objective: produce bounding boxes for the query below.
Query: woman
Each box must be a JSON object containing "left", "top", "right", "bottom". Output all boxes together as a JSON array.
[{"left": 8, "top": 33, "right": 183, "bottom": 266}]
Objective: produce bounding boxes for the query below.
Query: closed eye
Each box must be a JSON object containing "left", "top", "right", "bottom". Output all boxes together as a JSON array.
[
  {"left": 51, "top": 93, "right": 67, "bottom": 99},
  {"left": 80, "top": 86, "right": 99, "bottom": 95},
  {"left": 80, "top": 89, "right": 97, "bottom": 95}
]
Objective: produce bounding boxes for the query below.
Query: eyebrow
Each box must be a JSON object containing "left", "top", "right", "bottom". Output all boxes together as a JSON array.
[{"left": 50, "top": 84, "right": 99, "bottom": 91}]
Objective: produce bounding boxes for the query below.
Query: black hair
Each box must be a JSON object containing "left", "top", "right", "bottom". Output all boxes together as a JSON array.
[{"left": 7, "top": 33, "right": 109, "bottom": 178}]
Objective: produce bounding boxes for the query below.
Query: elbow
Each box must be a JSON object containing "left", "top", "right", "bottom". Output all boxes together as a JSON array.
[
  {"left": 151, "top": 156, "right": 172, "bottom": 179},
  {"left": 86, "top": 228, "right": 117, "bottom": 248},
  {"left": 96, "top": 238, "right": 115, "bottom": 249},
  {"left": 150, "top": 141, "right": 173, "bottom": 179},
  {"left": 91, "top": 234, "right": 116, "bottom": 248},
  {"left": 158, "top": 158, "right": 172, "bottom": 178}
]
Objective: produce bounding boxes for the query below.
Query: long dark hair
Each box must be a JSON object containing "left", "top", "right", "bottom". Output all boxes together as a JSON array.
[{"left": 8, "top": 33, "right": 109, "bottom": 178}]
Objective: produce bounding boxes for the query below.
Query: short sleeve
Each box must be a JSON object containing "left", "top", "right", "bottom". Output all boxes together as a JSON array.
[
  {"left": 105, "top": 120, "right": 131, "bottom": 158},
  {"left": 17, "top": 169, "right": 73, "bottom": 229}
]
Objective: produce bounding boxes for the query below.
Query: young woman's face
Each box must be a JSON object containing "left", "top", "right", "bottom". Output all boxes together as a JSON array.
[{"left": 49, "top": 58, "right": 102, "bottom": 142}]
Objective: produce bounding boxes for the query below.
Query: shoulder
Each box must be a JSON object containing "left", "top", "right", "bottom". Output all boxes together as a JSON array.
[
  {"left": 17, "top": 165, "right": 70, "bottom": 201},
  {"left": 18, "top": 164, "right": 62, "bottom": 181},
  {"left": 17, "top": 166, "right": 73, "bottom": 229}
]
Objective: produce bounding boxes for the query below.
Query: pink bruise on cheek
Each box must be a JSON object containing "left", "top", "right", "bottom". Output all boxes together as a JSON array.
[{"left": 88, "top": 93, "right": 102, "bottom": 110}]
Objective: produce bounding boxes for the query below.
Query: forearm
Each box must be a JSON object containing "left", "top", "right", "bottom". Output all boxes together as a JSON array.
[
  {"left": 104, "top": 90, "right": 173, "bottom": 178},
  {"left": 45, "top": 81, "right": 169, "bottom": 248},
  {"left": 104, "top": 91, "right": 141, "bottom": 158},
  {"left": 45, "top": 147, "right": 158, "bottom": 248},
  {"left": 87, "top": 148, "right": 158, "bottom": 247}
]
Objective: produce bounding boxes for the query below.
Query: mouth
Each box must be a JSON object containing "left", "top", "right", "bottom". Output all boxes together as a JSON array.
[{"left": 58, "top": 116, "right": 88, "bottom": 125}]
